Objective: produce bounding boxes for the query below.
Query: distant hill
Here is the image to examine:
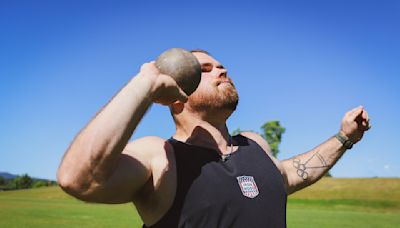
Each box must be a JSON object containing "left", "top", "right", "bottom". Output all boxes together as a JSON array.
[{"left": 0, "top": 172, "right": 17, "bottom": 179}]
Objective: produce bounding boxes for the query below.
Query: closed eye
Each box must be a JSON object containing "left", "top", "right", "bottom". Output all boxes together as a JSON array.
[{"left": 201, "top": 63, "right": 213, "bottom": 72}]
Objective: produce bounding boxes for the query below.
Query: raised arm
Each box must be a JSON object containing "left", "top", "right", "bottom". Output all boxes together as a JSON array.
[
  {"left": 57, "top": 62, "right": 187, "bottom": 203},
  {"left": 281, "top": 106, "right": 371, "bottom": 194}
]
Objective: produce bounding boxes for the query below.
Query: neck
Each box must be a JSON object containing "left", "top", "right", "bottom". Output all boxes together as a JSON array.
[{"left": 173, "top": 115, "right": 233, "bottom": 154}]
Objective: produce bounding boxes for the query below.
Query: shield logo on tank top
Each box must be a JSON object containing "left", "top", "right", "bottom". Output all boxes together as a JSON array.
[{"left": 236, "top": 176, "right": 259, "bottom": 198}]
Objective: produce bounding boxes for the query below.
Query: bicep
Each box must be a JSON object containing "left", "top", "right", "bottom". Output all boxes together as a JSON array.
[
  {"left": 99, "top": 153, "right": 151, "bottom": 203},
  {"left": 89, "top": 139, "right": 156, "bottom": 204}
]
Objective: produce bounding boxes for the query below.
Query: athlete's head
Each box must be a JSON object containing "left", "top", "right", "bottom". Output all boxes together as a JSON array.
[
  {"left": 170, "top": 49, "right": 239, "bottom": 123},
  {"left": 188, "top": 50, "right": 238, "bottom": 112}
]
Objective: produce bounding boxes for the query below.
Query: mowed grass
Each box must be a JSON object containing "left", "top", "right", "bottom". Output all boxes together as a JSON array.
[
  {"left": 0, "top": 178, "right": 399, "bottom": 227},
  {"left": 287, "top": 178, "right": 400, "bottom": 227},
  {"left": 0, "top": 187, "right": 141, "bottom": 227}
]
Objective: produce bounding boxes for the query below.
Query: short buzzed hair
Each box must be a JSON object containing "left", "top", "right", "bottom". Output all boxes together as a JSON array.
[{"left": 190, "top": 49, "right": 211, "bottom": 55}]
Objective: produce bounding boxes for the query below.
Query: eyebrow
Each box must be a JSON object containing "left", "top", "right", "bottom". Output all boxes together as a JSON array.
[{"left": 201, "top": 62, "right": 224, "bottom": 68}]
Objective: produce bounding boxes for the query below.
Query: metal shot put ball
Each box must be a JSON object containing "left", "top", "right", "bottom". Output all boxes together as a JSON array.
[{"left": 155, "top": 48, "right": 201, "bottom": 96}]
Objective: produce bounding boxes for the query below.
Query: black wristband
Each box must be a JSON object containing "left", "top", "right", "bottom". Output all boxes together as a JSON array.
[{"left": 335, "top": 132, "right": 353, "bottom": 150}]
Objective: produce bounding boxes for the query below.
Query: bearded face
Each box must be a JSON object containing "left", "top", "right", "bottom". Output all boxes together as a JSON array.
[{"left": 186, "top": 52, "right": 239, "bottom": 113}]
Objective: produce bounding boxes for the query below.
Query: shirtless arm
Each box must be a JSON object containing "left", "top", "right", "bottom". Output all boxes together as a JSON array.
[
  {"left": 243, "top": 106, "right": 370, "bottom": 195},
  {"left": 282, "top": 106, "right": 370, "bottom": 194},
  {"left": 57, "top": 62, "right": 187, "bottom": 203}
]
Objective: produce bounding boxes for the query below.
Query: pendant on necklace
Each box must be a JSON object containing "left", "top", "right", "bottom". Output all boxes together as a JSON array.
[
  {"left": 221, "top": 153, "right": 231, "bottom": 162},
  {"left": 221, "top": 136, "right": 234, "bottom": 162}
]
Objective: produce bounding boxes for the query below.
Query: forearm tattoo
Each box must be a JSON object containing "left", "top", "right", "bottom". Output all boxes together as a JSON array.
[{"left": 292, "top": 151, "right": 328, "bottom": 180}]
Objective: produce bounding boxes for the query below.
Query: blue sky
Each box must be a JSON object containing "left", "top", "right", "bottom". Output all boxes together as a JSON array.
[{"left": 0, "top": 1, "right": 399, "bottom": 180}]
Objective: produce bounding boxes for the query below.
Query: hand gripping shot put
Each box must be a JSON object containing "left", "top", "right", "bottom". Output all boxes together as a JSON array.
[{"left": 57, "top": 48, "right": 370, "bottom": 228}]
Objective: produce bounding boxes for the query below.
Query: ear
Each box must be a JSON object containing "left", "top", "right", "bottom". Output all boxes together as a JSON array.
[{"left": 170, "top": 101, "right": 184, "bottom": 115}]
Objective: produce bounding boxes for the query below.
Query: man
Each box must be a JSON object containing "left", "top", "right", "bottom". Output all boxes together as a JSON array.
[{"left": 57, "top": 50, "right": 370, "bottom": 227}]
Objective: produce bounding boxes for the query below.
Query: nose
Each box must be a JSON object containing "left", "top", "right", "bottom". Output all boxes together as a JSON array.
[{"left": 217, "top": 68, "right": 227, "bottom": 78}]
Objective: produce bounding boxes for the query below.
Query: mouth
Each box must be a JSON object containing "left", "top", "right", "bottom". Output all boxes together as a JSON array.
[{"left": 217, "top": 80, "right": 233, "bottom": 86}]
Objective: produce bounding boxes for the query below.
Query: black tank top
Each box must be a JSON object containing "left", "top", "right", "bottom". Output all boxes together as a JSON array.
[{"left": 143, "top": 135, "right": 287, "bottom": 228}]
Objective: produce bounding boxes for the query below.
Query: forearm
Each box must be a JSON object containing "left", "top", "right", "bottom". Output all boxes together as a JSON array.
[
  {"left": 282, "top": 136, "right": 346, "bottom": 194},
  {"left": 57, "top": 73, "right": 155, "bottom": 192}
]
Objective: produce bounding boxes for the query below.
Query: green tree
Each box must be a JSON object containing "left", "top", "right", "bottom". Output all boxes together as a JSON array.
[
  {"left": 231, "top": 128, "right": 242, "bottom": 136},
  {"left": 0, "top": 176, "right": 6, "bottom": 185},
  {"left": 260, "top": 121, "right": 285, "bottom": 158},
  {"left": 11, "top": 176, "right": 19, "bottom": 189},
  {"left": 20, "top": 174, "right": 33, "bottom": 189},
  {"left": 12, "top": 174, "right": 33, "bottom": 189},
  {"left": 32, "top": 180, "right": 47, "bottom": 188}
]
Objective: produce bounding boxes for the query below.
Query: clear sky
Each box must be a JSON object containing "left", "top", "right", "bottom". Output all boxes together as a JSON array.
[{"left": 1, "top": 1, "right": 399, "bottom": 180}]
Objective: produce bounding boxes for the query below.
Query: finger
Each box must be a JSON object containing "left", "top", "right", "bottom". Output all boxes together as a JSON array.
[
  {"left": 360, "top": 118, "right": 371, "bottom": 131},
  {"left": 361, "top": 120, "right": 368, "bottom": 127},
  {"left": 366, "top": 118, "right": 372, "bottom": 130},
  {"left": 345, "top": 105, "right": 361, "bottom": 118},
  {"left": 359, "top": 110, "right": 368, "bottom": 124},
  {"left": 361, "top": 109, "right": 371, "bottom": 130},
  {"left": 140, "top": 62, "right": 151, "bottom": 71},
  {"left": 348, "top": 106, "right": 364, "bottom": 121},
  {"left": 175, "top": 87, "right": 188, "bottom": 103},
  {"left": 141, "top": 61, "right": 159, "bottom": 73},
  {"left": 350, "top": 105, "right": 363, "bottom": 114},
  {"left": 362, "top": 109, "right": 369, "bottom": 121},
  {"left": 160, "top": 74, "right": 189, "bottom": 103}
]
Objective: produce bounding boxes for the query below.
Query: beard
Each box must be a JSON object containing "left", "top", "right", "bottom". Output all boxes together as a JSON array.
[{"left": 188, "top": 82, "right": 239, "bottom": 113}]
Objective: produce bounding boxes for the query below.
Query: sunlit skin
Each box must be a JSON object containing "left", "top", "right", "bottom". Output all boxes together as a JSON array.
[
  {"left": 171, "top": 52, "right": 239, "bottom": 153},
  {"left": 57, "top": 50, "right": 370, "bottom": 226}
]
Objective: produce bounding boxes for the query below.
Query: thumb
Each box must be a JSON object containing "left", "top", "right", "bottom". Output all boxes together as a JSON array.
[
  {"left": 348, "top": 106, "right": 364, "bottom": 121},
  {"left": 175, "top": 87, "right": 188, "bottom": 103}
]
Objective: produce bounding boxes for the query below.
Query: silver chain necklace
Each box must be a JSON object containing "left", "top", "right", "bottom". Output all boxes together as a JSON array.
[{"left": 221, "top": 135, "right": 234, "bottom": 162}]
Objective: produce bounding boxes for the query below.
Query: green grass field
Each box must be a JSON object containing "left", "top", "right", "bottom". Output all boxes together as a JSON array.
[{"left": 0, "top": 178, "right": 399, "bottom": 227}]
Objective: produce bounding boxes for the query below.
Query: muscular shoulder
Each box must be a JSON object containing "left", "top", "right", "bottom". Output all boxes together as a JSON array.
[
  {"left": 239, "top": 131, "right": 272, "bottom": 156},
  {"left": 125, "top": 137, "right": 177, "bottom": 223},
  {"left": 124, "top": 136, "right": 170, "bottom": 155},
  {"left": 124, "top": 136, "right": 175, "bottom": 182},
  {"left": 123, "top": 136, "right": 173, "bottom": 174}
]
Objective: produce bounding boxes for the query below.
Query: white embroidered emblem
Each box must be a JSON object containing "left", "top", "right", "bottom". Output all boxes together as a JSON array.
[{"left": 236, "top": 176, "right": 259, "bottom": 198}]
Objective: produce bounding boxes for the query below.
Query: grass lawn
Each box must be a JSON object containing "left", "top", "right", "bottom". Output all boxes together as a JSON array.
[
  {"left": 287, "top": 178, "right": 400, "bottom": 227},
  {"left": 0, "top": 178, "right": 399, "bottom": 227},
  {"left": 0, "top": 186, "right": 141, "bottom": 227}
]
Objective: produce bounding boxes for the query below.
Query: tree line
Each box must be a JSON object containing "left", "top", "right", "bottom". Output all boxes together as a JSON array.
[{"left": 0, "top": 174, "right": 57, "bottom": 191}]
